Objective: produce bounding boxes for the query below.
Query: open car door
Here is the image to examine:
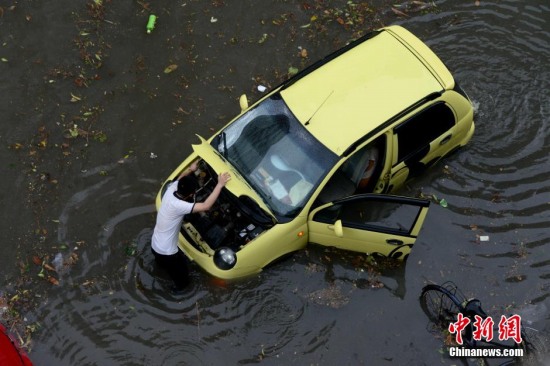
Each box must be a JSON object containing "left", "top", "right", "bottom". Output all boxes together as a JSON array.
[{"left": 308, "top": 194, "right": 430, "bottom": 260}]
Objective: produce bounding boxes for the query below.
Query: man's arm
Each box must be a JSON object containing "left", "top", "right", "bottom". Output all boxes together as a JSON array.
[
  {"left": 177, "top": 160, "right": 199, "bottom": 180},
  {"left": 193, "top": 172, "right": 231, "bottom": 213}
]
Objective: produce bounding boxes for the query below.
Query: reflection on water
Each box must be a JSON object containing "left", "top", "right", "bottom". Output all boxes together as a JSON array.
[{"left": 29, "top": 0, "right": 550, "bottom": 365}]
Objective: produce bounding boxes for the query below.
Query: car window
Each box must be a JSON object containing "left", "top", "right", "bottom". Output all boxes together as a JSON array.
[
  {"left": 212, "top": 94, "right": 338, "bottom": 220},
  {"left": 313, "top": 136, "right": 385, "bottom": 206},
  {"left": 313, "top": 197, "right": 423, "bottom": 235},
  {"left": 394, "top": 102, "right": 455, "bottom": 163}
]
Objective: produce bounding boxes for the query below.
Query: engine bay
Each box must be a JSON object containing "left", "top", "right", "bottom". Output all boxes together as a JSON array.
[{"left": 179, "top": 160, "right": 274, "bottom": 254}]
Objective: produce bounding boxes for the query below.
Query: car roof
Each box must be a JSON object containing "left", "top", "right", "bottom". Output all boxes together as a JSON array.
[{"left": 280, "top": 26, "right": 452, "bottom": 156}]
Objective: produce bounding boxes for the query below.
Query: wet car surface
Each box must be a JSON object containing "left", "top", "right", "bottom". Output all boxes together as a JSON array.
[{"left": 157, "top": 25, "right": 475, "bottom": 279}]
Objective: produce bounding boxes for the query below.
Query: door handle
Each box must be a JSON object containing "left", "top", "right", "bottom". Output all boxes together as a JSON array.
[
  {"left": 440, "top": 134, "right": 452, "bottom": 145},
  {"left": 386, "top": 239, "right": 403, "bottom": 246}
]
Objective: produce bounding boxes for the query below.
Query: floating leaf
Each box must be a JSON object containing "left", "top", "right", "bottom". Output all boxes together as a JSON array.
[
  {"left": 258, "top": 33, "right": 268, "bottom": 44},
  {"left": 439, "top": 198, "right": 448, "bottom": 208},
  {"left": 288, "top": 66, "right": 299, "bottom": 76},
  {"left": 69, "top": 126, "right": 79, "bottom": 138},
  {"left": 93, "top": 131, "right": 107, "bottom": 142},
  {"left": 43, "top": 263, "right": 56, "bottom": 272},
  {"left": 164, "top": 64, "right": 178, "bottom": 74},
  {"left": 48, "top": 276, "right": 60, "bottom": 286},
  {"left": 391, "top": 7, "right": 409, "bottom": 17},
  {"left": 1, "top": 58, "right": 8, "bottom": 62},
  {"left": 125, "top": 246, "right": 137, "bottom": 256}
]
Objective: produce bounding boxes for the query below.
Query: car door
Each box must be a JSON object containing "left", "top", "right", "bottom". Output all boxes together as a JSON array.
[
  {"left": 307, "top": 194, "right": 430, "bottom": 260},
  {"left": 389, "top": 101, "right": 457, "bottom": 192}
]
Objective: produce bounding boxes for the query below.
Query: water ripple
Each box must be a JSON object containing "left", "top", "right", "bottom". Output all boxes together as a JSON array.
[{"left": 29, "top": 1, "right": 550, "bottom": 364}]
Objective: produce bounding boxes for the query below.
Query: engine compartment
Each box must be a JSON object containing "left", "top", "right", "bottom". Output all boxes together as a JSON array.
[{"left": 180, "top": 160, "right": 274, "bottom": 253}]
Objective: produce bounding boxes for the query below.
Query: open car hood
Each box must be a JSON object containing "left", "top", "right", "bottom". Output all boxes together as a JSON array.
[{"left": 192, "top": 135, "right": 277, "bottom": 223}]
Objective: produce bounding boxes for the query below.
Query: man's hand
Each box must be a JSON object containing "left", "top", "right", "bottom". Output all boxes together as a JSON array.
[
  {"left": 217, "top": 172, "right": 231, "bottom": 187},
  {"left": 177, "top": 160, "right": 200, "bottom": 179},
  {"left": 193, "top": 171, "right": 231, "bottom": 213}
]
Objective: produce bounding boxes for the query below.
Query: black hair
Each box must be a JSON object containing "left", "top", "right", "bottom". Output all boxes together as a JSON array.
[{"left": 174, "top": 175, "right": 198, "bottom": 200}]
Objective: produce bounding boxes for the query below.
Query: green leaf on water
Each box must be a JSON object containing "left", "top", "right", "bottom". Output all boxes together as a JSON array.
[
  {"left": 164, "top": 64, "right": 178, "bottom": 74},
  {"left": 439, "top": 198, "right": 448, "bottom": 208},
  {"left": 288, "top": 66, "right": 299, "bottom": 76},
  {"left": 125, "top": 246, "right": 137, "bottom": 256},
  {"left": 69, "top": 126, "right": 79, "bottom": 138}
]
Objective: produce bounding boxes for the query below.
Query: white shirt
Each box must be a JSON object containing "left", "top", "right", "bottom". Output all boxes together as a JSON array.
[{"left": 152, "top": 181, "right": 194, "bottom": 255}]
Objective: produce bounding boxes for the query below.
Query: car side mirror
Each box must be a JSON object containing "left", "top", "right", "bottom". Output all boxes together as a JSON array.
[
  {"left": 328, "top": 219, "right": 344, "bottom": 238},
  {"left": 239, "top": 94, "right": 248, "bottom": 112}
]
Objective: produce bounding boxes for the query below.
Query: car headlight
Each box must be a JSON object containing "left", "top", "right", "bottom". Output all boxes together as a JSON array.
[{"left": 214, "top": 247, "right": 237, "bottom": 270}]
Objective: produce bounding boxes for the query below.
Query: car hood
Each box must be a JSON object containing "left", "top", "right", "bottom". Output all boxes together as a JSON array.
[{"left": 192, "top": 136, "right": 277, "bottom": 221}]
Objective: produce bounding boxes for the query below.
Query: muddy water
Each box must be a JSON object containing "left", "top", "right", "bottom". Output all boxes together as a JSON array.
[{"left": 1, "top": 0, "right": 549, "bottom": 365}]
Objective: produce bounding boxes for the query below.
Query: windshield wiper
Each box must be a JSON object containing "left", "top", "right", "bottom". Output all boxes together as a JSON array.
[{"left": 220, "top": 132, "right": 228, "bottom": 159}]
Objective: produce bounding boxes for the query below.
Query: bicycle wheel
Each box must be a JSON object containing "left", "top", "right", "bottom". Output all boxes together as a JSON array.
[{"left": 420, "top": 282, "right": 466, "bottom": 327}]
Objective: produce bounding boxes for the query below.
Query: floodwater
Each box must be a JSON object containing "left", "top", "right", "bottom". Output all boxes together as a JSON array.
[{"left": 1, "top": 0, "right": 549, "bottom": 365}]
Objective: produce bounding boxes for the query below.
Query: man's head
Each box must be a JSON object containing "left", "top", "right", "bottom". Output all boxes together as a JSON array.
[{"left": 175, "top": 175, "right": 198, "bottom": 201}]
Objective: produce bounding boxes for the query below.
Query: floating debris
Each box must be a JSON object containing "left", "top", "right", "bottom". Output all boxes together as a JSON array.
[
  {"left": 164, "top": 64, "right": 178, "bottom": 74},
  {"left": 304, "top": 284, "right": 350, "bottom": 308},
  {"left": 146, "top": 14, "right": 157, "bottom": 34}
]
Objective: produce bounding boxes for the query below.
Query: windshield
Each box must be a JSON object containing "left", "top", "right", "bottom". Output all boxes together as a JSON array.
[{"left": 212, "top": 94, "right": 338, "bottom": 219}]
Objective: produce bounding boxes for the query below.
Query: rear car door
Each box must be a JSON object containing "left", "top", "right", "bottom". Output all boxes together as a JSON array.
[
  {"left": 307, "top": 194, "right": 430, "bottom": 260},
  {"left": 389, "top": 101, "right": 457, "bottom": 192}
]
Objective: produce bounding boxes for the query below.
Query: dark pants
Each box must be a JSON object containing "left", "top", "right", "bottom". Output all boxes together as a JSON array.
[{"left": 151, "top": 248, "right": 190, "bottom": 290}]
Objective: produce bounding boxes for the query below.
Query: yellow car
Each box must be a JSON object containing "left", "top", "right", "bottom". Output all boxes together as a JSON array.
[{"left": 155, "top": 25, "right": 475, "bottom": 280}]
